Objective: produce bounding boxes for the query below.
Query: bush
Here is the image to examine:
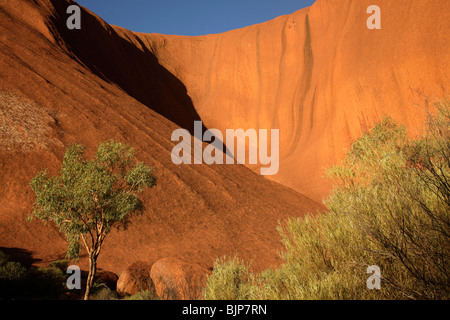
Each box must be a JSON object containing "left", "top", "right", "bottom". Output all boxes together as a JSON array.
[
  {"left": 27, "top": 266, "right": 67, "bottom": 299},
  {"left": 204, "top": 99, "right": 450, "bottom": 300},
  {"left": 0, "top": 252, "right": 28, "bottom": 299},
  {"left": 89, "top": 287, "right": 119, "bottom": 300},
  {"left": 0, "top": 252, "right": 27, "bottom": 281},
  {"left": 0, "top": 251, "right": 68, "bottom": 299},
  {"left": 127, "top": 290, "right": 160, "bottom": 300},
  {"left": 203, "top": 256, "right": 254, "bottom": 300},
  {"left": 49, "top": 260, "right": 69, "bottom": 272}
]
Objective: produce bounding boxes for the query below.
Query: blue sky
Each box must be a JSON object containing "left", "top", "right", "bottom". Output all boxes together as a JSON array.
[{"left": 76, "top": 0, "right": 316, "bottom": 36}]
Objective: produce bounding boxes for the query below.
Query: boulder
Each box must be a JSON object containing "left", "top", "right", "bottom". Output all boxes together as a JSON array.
[
  {"left": 116, "top": 261, "right": 155, "bottom": 296},
  {"left": 150, "top": 257, "right": 211, "bottom": 300},
  {"left": 95, "top": 269, "right": 119, "bottom": 291}
]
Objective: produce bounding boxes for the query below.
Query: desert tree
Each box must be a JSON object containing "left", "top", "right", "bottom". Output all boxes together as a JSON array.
[{"left": 30, "top": 140, "right": 156, "bottom": 300}]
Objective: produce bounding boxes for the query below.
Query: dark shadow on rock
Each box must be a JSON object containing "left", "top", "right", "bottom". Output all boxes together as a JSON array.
[
  {"left": 47, "top": 0, "right": 238, "bottom": 159},
  {"left": 0, "top": 247, "right": 41, "bottom": 268},
  {"left": 48, "top": 0, "right": 207, "bottom": 135}
]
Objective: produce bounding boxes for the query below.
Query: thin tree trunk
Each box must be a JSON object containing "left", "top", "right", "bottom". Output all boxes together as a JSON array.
[{"left": 84, "top": 251, "right": 97, "bottom": 300}]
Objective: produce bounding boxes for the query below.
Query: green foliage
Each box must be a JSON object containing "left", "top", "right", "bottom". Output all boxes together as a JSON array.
[
  {"left": 0, "top": 252, "right": 27, "bottom": 282},
  {"left": 89, "top": 287, "right": 119, "bottom": 300},
  {"left": 27, "top": 266, "right": 67, "bottom": 299},
  {"left": 0, "top": 252, "right": 66, "bottom": 299},
  {"left": 0, "top": 253, "right": 27, "bottom": 299},
  {"left": 203, "top": 256, "right": 256, "bottom": 300},
  {"left": 127, "top": 290, "right": 160, "bottom": 300},
  {"left": 30, "top": 140, "right": 156, "bottom": 259},
  {"left": 30, "top": 140, "right": 156, "bottom": 299},
  {"left": 205, "top": 99, "right": 450, "bottom": 300},
  {"left": 49, "top": 259, "right": 69, "bottom": 272}
]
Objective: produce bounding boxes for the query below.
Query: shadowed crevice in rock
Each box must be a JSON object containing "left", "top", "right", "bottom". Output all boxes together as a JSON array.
[
  {"left": 47, "top": 0, "right": 205, "bottom": 135},
  {"left": 0, "top": 247, "right": 41, "bottom": 268}
]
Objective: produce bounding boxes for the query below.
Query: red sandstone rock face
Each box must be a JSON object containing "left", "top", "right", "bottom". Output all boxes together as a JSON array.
[
  {"left": 0, "top": 0, "right": 324, "bottom": 275},
  {"left": 0, "top": 0, "right": 448, "bottom": 280},
  {"left": 136, "top": 0, "right": 450, "bottom": 201}
]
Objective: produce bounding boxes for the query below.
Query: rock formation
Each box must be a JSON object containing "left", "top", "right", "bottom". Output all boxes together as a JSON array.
[{"left": 0, "top": 0, "right": 448, "bottom": 277}]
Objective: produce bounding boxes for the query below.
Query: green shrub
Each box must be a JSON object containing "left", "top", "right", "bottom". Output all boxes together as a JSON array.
[
  {"left": 203, "top": 256, "right": 256, "bottom": 300},
  {"left": 0, "top": 252, "right": 28, "bottom": 299},
  {"left": 127, "top": 290, "right": 160, "bottom": 300},
  {"left": 27, "top": 266, "right": 67, "bottom": 299},
  {"left": 0, "top": 251, "right": 69, "bottom": 299},
  {"left": 89, "top": 287, "right": 119, "bottom": 300},
  {"left": 0, "top": 251, "right": 8, "bottom": 265},
  {"left": 49, "top": 260, "right": 69, "bottom": 272},
  {"left": 205, "top": 99, "right": 450, "bottom": 300},
  {"left": 0, "top": 252, "right": 27, "bottom": 282}
]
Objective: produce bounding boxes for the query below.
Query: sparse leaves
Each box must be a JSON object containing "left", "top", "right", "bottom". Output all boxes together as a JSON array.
[{"left": 29, "top": 140, "right": 156, "bottom": 299}]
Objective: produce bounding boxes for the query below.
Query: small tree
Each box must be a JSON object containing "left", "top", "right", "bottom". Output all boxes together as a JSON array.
[{"left": 30, "top": 140, "right": 156, "bottom": 300}]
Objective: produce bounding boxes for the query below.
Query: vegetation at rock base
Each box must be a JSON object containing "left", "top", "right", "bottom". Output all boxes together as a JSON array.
[
  {"left": 0, "top": 251, "right": 67, "bottom": 299},
  {"left": 204, "top": 99, "right": 450, "bottom": 300}
]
